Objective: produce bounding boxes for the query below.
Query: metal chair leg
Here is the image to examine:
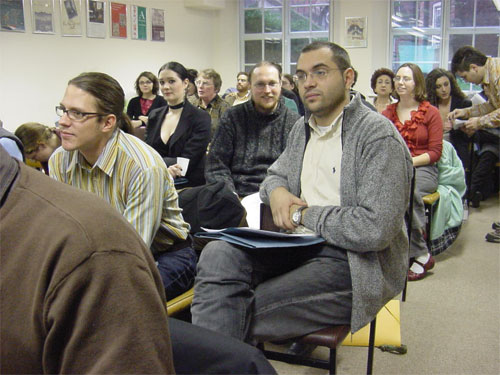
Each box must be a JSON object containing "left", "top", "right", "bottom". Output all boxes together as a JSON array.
[{"left": 367, "top": 317, "right": 377, "bottom": 375}]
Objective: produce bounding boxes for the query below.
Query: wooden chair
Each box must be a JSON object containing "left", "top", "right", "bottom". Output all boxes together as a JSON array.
[
  {"left": 258, "top": 204, "right": 376, "bottom": 375},
  {"left": 166, "top": 287, "right": 194, "bottom": 317},
  {"left": 422, "top": 191, "right": 440, "bottom": 250}
]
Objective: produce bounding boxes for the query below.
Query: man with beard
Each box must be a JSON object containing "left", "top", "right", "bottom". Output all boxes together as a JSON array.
[
  {"left": 192, "top": 42, "right": 412, "bottom": 346},
  {"left": 204, "top": 61, "right": 300, "bottom": 198},
  {"left": 225, "top": 72, "right": 251, "bottom": 106}
]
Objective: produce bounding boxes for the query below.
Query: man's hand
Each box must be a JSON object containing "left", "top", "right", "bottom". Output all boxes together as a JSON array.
[
  {"left": 138, "top": 115, "right": 149, "bottom": 125},
  {"left": 464, "top": 117, "right": 481, "bottom": 136},
  {"left": 269, "top": 187, "right": 307, "bottom": 231},
  {"left": 448, "top": 108, "right": 468, "bottom": 123},
  {"left": 168, "top": 164, "right": 183, "bottom": 178}
]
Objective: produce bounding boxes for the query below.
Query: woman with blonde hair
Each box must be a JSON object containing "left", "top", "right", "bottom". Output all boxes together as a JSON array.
[{"left": 15, "top": 122, "right": 61, "bottom": 173}]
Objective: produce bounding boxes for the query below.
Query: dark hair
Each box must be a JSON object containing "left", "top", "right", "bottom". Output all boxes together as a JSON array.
[
  {"left": 15, "top": 122, "right": 54, "bottom": 154},
  {"left": 68, "top": 72, "right": 132, "bottom": 134},
  {"left": 237, "top": 71, "right": 249, "bottom": 80},
  {"left": 134, "top": 71, "right": 159, "bottom": 97},
  {"left": 301, "top": 41, "right": 351, "bottom": 73},
  {"left": 158, "top": 61, "right": 189, "bottom": 81},
  {"left": 248, "top": 61, "right": 282, "bottom": 83},
  {"left": 199, "top": 68, "right": 222, "bottom": 92},
  {"left": 425, "top": 68, "right": 466, "bottom": 106},
  {"left": 393, "top": 63, "right": 426, "bottom": 102},
  {"left": 282, "top": 73, "right": 299, "bottom": 97},
  {"left": 451, "top": 46, "right": 488, "bottom": 74},
  {"left": 370, "top": 68, "right": 395, "bottom": 93},
  {"left": 187, "top": 69, "right": 198, "bottom": 85}
]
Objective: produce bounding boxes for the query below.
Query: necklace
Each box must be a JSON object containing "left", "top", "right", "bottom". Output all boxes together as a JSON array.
[{"left": 169, "top": 101, "right": 185, "bottom": 110}]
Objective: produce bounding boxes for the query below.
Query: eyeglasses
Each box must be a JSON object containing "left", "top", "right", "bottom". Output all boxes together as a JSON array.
[
  {"left": 55, "top": 105, "right": 107, "bottom": 121},
  {"left": 294, "top": 68, "right": 340, "bottom": 84},
  {"left": 139, "top": 80, "right": 153, "bottom": 85},
  {"left": 253, "top": 82, "right": 280, "bottom": 90},
  {"left": 195, "top": 80, "right": 214, "bottom": 87},
  {"left": 393, "top": 76, "right": 413, "bottom": 83}
]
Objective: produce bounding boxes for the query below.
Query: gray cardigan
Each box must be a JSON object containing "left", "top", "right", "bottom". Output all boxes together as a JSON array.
[{"left": 260, "top": 94, "right": 413, "bottom": 332}]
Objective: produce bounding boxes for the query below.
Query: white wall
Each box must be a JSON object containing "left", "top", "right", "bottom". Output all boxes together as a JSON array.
[
  {"left": 0, "top": 0, "right": 240, "bottom": 131},
  {"left": 0, "top": 0, "right": 389, "bottom": 132}
]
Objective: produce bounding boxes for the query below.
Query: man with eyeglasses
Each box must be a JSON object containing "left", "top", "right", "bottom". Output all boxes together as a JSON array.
[
  {"left": 48, "top": 72, "right": 195, "bottom": 301},
  {"left": 192, "top": 42, "right": 412, "bottom": 350},
  {"left": 188, "top": 68, "right": 230, "bottom": 137},
  {"left": 204, "top": 61, "right": 300, "bottom": 198}
]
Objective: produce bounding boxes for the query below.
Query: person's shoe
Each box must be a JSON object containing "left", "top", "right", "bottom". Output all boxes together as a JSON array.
[
  {"left": 407, "top": 255, "right": 435, "bottom": 281},
  {"left": 470, "top": 191, "right": 483, "bottom": 208},
  {"left": 286, "top": 341, "right": 317, "bottom": 357},
  {"left": 485, "top": 229, "right": 500, "bottom": 243},
  {"left": 492, "top": 222, "right": 500, "bottom": 230}
]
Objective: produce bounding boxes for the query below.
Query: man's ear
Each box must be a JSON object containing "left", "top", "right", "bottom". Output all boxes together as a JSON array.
[
  {"left": 344, "top": 68, "right": 355, "bottom": 89},
  {"left": 469, "top": 63, "right": 479, "bottom": 72},
  {"left": 101, "top": 114, "right": 117, "bottom": 133}
]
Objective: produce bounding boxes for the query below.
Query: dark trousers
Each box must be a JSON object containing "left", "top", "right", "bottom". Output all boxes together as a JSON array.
[
  {"left": 471, "top": 131, "right": 500, "bottom": 199},
  {"left": 155, "top": 246, "right": 197, "bottom": 300},
  {"left": 169, "top": 318, "right": 277, "bottom": 374}
]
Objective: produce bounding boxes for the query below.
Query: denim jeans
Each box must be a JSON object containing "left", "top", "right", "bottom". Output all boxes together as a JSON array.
[
  {"left": 191, "top": 241, "right": 352, "bottom": 343},
  {"left": 155, "top": 246, "right": 197, "bottom": 300},
  {"left": 410, "top": 165, "right": 439, "bottom": 258}
]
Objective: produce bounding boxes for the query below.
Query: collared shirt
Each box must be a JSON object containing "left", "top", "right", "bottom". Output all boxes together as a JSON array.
[
  {"left": 189, "top": 94, "right": 230, "bottom": 136},
  {"left": 225, "top": 91, "right": 251, "bottom": 107},
  {"left": 464, "top": 57, "right": 500, "bottom": 128},
  {"left": 49, "top": 129, "right": 190, "bottom": 253}
]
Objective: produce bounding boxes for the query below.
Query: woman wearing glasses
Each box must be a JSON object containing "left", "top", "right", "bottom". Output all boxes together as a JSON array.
[
  {"left": 15, "top": 122, "right": 61, "bottom": 174},
  {"left": 126, "top": 72, "right": 167, "bottom": 129},
  {"left": 383, "top": 63, "right": 443, "bottom": 281},
  {"left": 146, "top": 62, "right": 211, "bottom": 187}
]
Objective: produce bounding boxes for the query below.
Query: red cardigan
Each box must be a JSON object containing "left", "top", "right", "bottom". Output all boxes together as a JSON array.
[{"left": 383, "top": 101, "right": 443, "bottom": 164}]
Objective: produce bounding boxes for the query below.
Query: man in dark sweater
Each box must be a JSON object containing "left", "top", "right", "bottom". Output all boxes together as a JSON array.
[{"left": 205, "top": 61, "right": 301, "bottom": 197}]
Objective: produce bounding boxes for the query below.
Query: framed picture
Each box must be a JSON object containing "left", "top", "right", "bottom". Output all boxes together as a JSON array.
[
  {"left": 110, "top": 1, "right": 126, "bottom": 38},
  {"left": 344, "top": 16, "right": 367, "bottom": 48},
  {"left": 0, "top": 0, "right": 25, "bottom": 32},
  {"left": 60, "top": 0, "right": 82, "bottom": 36},
  {"left": 31, "top": 0, "right": 54, "bottom": 34},
  {"left": 86, "top": 0, "right": 105, "bottom": 38},
  {"left": 151, "top": 7, "right": 164, "bottom": 42},
  {"left": 130, "top": 4, "right": 146, "bottom": 40}
]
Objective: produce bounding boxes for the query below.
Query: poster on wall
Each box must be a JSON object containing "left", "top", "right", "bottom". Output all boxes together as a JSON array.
[
  {"left": 31, "top": 0, "right": 54, "bottom": 34},
  {"left": 151, "top": 8, "right": 164, "bottom": 42},
  {"left": 86, "top": 0, "right": 105, "bottom": 38},
  {"left": 130, "top": 4, "right": 146, "bottom": 40},
  {"left": 0, "top": 0, "right": 25, "bottom": 32},
  {"left": 60, "top": 0, "right": 82, "bottom": 36},
  {"left": 110, "top": 1, "right": 126, "bottom": 38},
  {"left": 344, "top": 16, "right": 367, "bottom": 48}
]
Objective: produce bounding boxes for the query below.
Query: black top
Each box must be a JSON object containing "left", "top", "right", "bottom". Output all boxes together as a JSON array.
[
  {"left": 127, "top": 95, "right": 168, "bottom": 121},
  {"left": 146, "top": 100, "right": 211, "bottom": 187}
]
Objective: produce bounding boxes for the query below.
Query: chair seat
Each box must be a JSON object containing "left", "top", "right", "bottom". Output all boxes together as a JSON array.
[
  {"left": 423, "top": 192, "right": 440, "bottom": 205},
  {"left": 300, "top": 325, "right": 351, "bottom": 348}
]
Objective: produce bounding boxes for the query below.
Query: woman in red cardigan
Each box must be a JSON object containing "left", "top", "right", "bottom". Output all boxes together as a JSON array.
[{"left": 383, "top": 63, "right": 443, "bottom": 281}]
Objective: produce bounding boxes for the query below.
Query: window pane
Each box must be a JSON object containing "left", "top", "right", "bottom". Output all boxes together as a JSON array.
[
  {"left": 291, "top": 38, "right": 310, "bottom": 63},
  {"left": 475, "top": 34, "right": 499, "bottom": 57},
  {"left": 289, "top": 63, "right": 297, "bottom": 74},
  {"left": 312, "top": 36, "right": 329, "bottom": 42},
  {"left": 245, "top": 9, "right": 262, "bottom": 34},
  {"left": 476, "top": 0, "right": 500, "bottom": 27},
  {"left": 291, "top": 0, "right": 309, "bottom": 5},
  {"left": 450, "top": 0, "right": 474, "bottom": 27},
  {"left": 264, "top": 0, "right": 282, "bottom": 7},
  {"left": 245, "top": 40, "right": 262, "bottom": 64},
  {"left": 291, "top": 6, "right": 310, "bottom": 32},
  {"left": 244, "top": 0, "right": 261, "bottom": 8},
  {"left": 264, "top": 8, "right": 282, "bottom": 32},
  {"left": 245, "top": 64, "right": 254, "bottom": 73},
  {"left": 392, "top": 1, "right": 417, "bottom": 28},
  {"left": 311, "top": 0, "right": 329, "bottom": 4},
  {"left": 448, "top": 33, "right": 473, "bottom": 65},
  {"left": 311, "top": 5, "right": 329, "bottom": 31},
  {"left": 264, "top": 39, "right": 282, "bottom": 63},
  {"left": 420, "top": 1, "right": 442, "bottom": 28}
]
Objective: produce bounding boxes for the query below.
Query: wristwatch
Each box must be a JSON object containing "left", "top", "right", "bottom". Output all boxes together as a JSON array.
[{"left": 291, "top": 206, "right": 306, "bottom": 226}]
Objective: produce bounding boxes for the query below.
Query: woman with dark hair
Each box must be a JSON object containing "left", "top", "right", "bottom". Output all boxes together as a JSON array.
[
  {"left": 127, "top": 71, "right": 167, "bottom": 129},
  {"left": 146, "top": 62, "right": 211, "bottom": 187},
  {"left": 186, "top": 68, "right": 198, "bottom": 101},
  {"left": 425, "top": 68, "right": 472, "bottom": 169},
  {"left": 282, "top": 73, "right": 305, "bottom": 116},
  {"left": 383, "top": 63, "right": 443, "bottom": 281},
  {"left": 370, "top": 68, "right": 396, "bottom": 113}
]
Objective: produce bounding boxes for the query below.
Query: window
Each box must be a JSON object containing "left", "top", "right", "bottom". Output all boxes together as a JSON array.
[
  {"left": 390, "top": 0, "right": 499, "bottom": 90},
  {"left": 241, "top": 0, "right": 331, "bottom": 74}
]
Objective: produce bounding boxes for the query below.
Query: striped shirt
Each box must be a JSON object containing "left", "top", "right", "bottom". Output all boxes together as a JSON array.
[
  {"left": 464, "top": 57, "right": 500, "bottom": 129},
  {"left": 49, "top": 129, "right": 190, "bottom": 254}
]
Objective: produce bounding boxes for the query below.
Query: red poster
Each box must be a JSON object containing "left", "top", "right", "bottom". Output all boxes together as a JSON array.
[{"left": 110, "top": 2, "right": 126, "bottom": 38}]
